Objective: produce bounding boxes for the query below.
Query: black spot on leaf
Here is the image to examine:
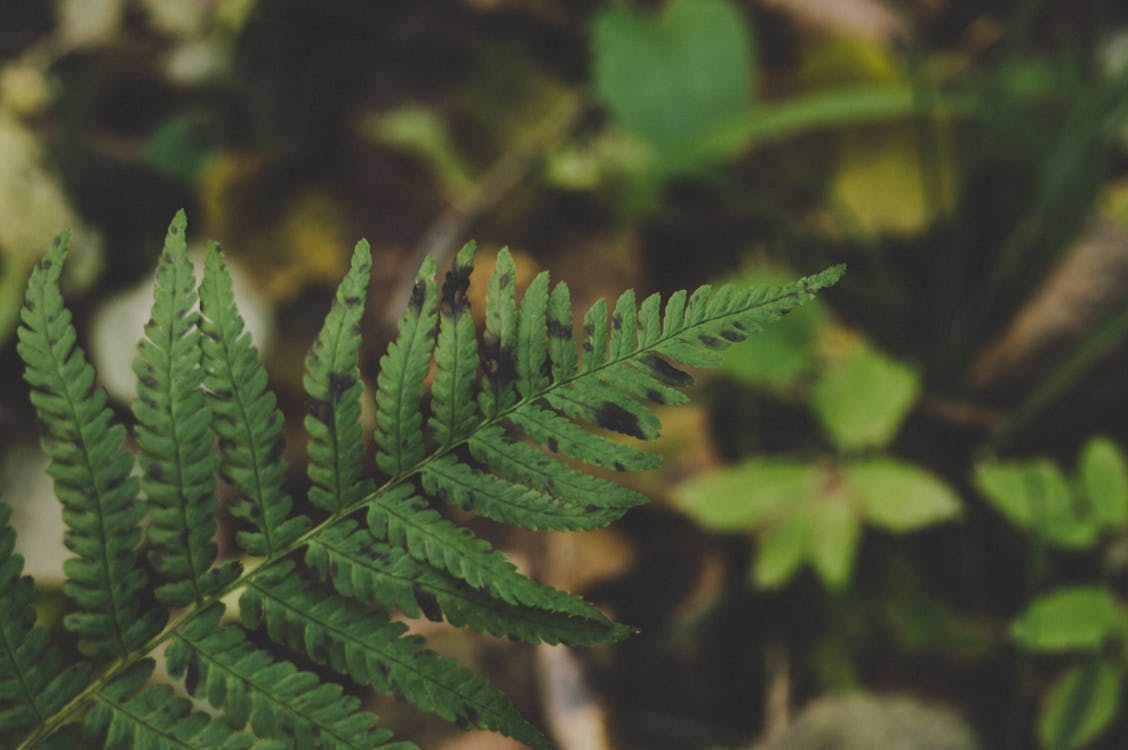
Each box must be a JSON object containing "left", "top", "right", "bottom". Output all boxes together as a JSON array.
[
  {"left": 329, "top": 372, "right": 355, "bottom": 399},
  {"left": 547, "top": 437, "right": 559, "bottom": 453},
  {"left": 612, "top": 314, "right": 622, "bottom": 331},
  {"left": 414, "top": 586, "right": 443, "bottom": 622},
  {"left": 699, "top": 334, "right": 719, "bottom": 347},
  {"left": 184, "top": 649, "right": 200, "bottom": 695},
  {"left": 721, "top": 328, "right": 746, "bottom": 342},
  {"left": 645, "top": 388, "right": 665, "bottom": 405},
  {"left": 640, "top": 354, "right": 693, "bottom": 386},
  {"left": 595, "top": 402, "right": 644, "bottom": 439},
  {"left": 409, "top": 279, "right": 427, "bottom": 313},
  {"left": 441, "top": 264, "right": 472, "bottom": 316},
  {"left": 547, "top": 318, "right": 571, "bottom": 340}
]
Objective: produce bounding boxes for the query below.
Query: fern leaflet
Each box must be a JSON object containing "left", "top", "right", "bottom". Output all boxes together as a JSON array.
[
  {"left": 17, "top": 233, "right": 165, "bottom": 660},
  {"left": 199, "top": 244, "right": 309, "bottom": 555},
  {"left": 133, "top": 210, "right": 239, "bottom": 606},
  {"left": 306, "top": 241, "right": 377, "bottom": 513}
]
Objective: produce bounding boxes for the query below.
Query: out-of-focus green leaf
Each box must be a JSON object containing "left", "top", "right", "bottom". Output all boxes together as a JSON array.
[
  {"left": 718, "top": 268, "right": 825, "bottom": 386},
  {"left": 848, "top": 459, "right": 961, "bottom": 532},
  {"left": 592, "top": 0, "right": 753, "bottom": 155},
  {"left": 1012, "top": 587, "right": 1121, "bottom": 652},
  {"left": 806, "top": 496, "right": 860, "bottom": 590},
  {"left": 753, "top": 515, "right": 807, "bottom": 589},
  {"left": 1080, "top": 437, "right": 1128, "bottom": 528},
  {"left": 1038, "top": 660, "right": 1122, "bottom": 750},
  {"left": 975, "top": 460, "right": 1100, "bottom": 549},
  {"left": 812, "top": 347, "right": 919, "bottom": 452},
  {"left": 672, "top": 457, "right": 817, "bottom": 531},
  {"left": 145, "top": 117, "right": 212, "bottom": 183}
]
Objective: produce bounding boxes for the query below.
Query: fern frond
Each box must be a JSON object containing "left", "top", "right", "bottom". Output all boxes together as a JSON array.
[
  {"left": 374, "top": 256, "right": 438, "bottom": 478},
  {"left": 199, "top": 244, "right": 309, "bottom": 555},
  {"left": 16, "top": 233, "right": 165, "bottom": 659},
  {"left": 133, "top": 211, "right": 239, "bottom": 607},
  {"left": 306, "top": 521, "right": 627, "bottom": 645},
  {"left": 167, "top": 604, "right": 412, "bottom": 750},
  {"left": 85, "top": 660, "right": 277, "bottom": 750},
  {"left": 515, "top": 271, "right": 550, "bottom": 399},
  {"left": 366, "top": 486, "right": 612, "bottom": 622},
  {"left": 430, "top": 242, "right": 479, "bottom": 447},
  {"left": 305, "top": 241, "right": 376, "bottom": 512},
  {"left": 0, "top": 502, "right": 90, "bottom": 734},
  {"left": 241, "top": 562, "right": 549, "bottom": 749}
]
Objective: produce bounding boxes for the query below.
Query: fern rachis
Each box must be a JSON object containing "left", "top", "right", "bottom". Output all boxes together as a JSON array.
[{"left": 2, "top": 211, "right": 842, "bottom": 749}]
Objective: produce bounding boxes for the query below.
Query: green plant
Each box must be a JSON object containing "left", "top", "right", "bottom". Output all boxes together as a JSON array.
[
  {"left": 673, "top": 277, "right": 960, "bottom": 591},
  {"left": 976, "top": 437, "right": 1128, "bottom": 749},
  {"left": 0, "top": 211, "right": 841, "bottom": 748}
]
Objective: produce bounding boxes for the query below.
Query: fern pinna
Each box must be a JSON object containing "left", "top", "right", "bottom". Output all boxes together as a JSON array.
[{"left": 2, "top": 211, "right": 842, "bottom": 749}]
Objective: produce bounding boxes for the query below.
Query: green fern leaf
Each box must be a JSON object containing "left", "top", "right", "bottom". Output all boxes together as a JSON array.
[
  {"left": 421, "top": 453, "right": 620, "bottom": 530},
  {"left": 546, "top": 281, "right": 577, "bottom": 381},
  {"left": 430, "top": 242, "right": 479, "bottom": 447},
  {"left": 16, "top": 233, "right": 165, "bottom": 659},
  {"left": 507, "top": 402, "right": 661, "bottom": 472},
  {"left": 85, "top": 660, "right": 278, "bottom": 750},
  {"left": 469, "top": 425, "right": 647, "bottom": 512},
  {"left": 0, "top": 502, "right": 90, "bottom": 733},
  {"left": 241, "top": 562, "right": 549, "bottom": 749},
  {"left": 581, "top": 297, "right": 609, "bottom": 370},
  {"left": 167, "top": 604, "right": 412, "bottom": 750},
  {"left": 199, "top": 244, "right": 309, "bottom": 555},
  {"left": 133, "top": 210, "right": 239, "bottom": 607},
  {"left": 306, "top": 521, "right": 626, "bottom": 645},
  {"left": 515, "top": 271, "right": 550, "bottom": 398},
  {"left": 480, "top": 249, "right": 519, "bottom": 417},
  {"left": 366, "top": 485, "right": 611, "bottom": 623},
  {"left": 375, "top": 256, "right": 438, "bottom": 478},
  {"left": 306, "top": 241, "right": 377, "bottom": 512}
]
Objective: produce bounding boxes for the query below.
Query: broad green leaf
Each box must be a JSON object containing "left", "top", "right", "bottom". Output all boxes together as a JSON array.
[
  {"left": 1011, "top": 587, "right": 1121, "bottom": 652},
  {"left": 592, "top": 0, "right": 753, "bottom": 157},
  {"left": 975, "top": 460, "right": 1099, "bottom": 549},
  {"left": 848, "top": 459, "right": 961, "bottom": 532},
  {"left": 753, "top": 516, "right": 806, "bottom": 589},
  {"left": 812, "top": 347, "right": 919, "bottom": 451},
  {"left": 1038, "top": 661, "right": 1121, "bottom": 750},
  {"left": 805, "top": 496, "right": 860, "bottom": 590},
  {"left": 1080, "top": 437, "right": 1128, "bottom": 528},
  {"left": 673, "top": 458, "right": 817, "bottom": 531}
]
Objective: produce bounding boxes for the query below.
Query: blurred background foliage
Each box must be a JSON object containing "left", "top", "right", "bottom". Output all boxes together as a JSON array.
[{"left": 5, "top": 0, "right": 1128, "bottom": 748}]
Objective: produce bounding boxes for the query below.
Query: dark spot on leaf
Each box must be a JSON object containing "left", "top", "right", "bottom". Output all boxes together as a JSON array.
[
  {"left": 547, "top": 437, "right": 558, "bottom": 453},
  {"left": 307, "top": 397, "right": 332, "bottom": 424},
  {"left": 614, "top": 461, "right": 626, "bottom": 472},
  {"left": 441, "top": 263, "right": 472, "bottom": 316},
  {"left": 414, "top": 586, "right": 443, "bottom": 622},
  {"left": 343, "top": 295, "right": 361, "bottom": 308},
  {"left": 640, "top": 355, "right": 693, "bottom": 386},
  {"left": 462, "top": 706, "right": 480, "bottom": 727},
  {"left": 779, "top": 308, "right": 792, "bottom": 316},
  {"left": 146, "top": 463, "right": 164, "bottom": 481},
  {"left": 329, "top": 372, "right": 355, "bottom": 399},
  {"left": 582, "top": 341, "right": 593, "bottom": 352},
  {"left": 732, "top": 320, "right": 747, "bottom": 330},
  {"left": 184, "top": 649, "right": 199, "bottom": 694},
  {"left": 612, "top": 314, "right": 622, "bottom": 331},
  {"left": 409, "top": 280, "right": 427, "bottom": 313},
  {"left": 139, "top": 375, "right": 158, "bottom": 389},
  {"left": 645, "top": 388, "right": 665, "bottom": 405},
  {"left": 699, "top": 334, "right": 719, "bottom": 347},
  {"left": 547, "top": 318, "right": 571, "bottom": 340},
  {"left": 584, "top": 322, "right": 595, "bottom": 337},
  {"left": 594, "top": 402, "right": 644, "bottom": 439},
  {"left": 23, "top": 299, "right": 34, "bottom": 312},
  {"left": 498, "top": 272, "right": 511, "bottom": 289},
  {"left": 721, "top": 329, "right": 746, "bottom": 342}
]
